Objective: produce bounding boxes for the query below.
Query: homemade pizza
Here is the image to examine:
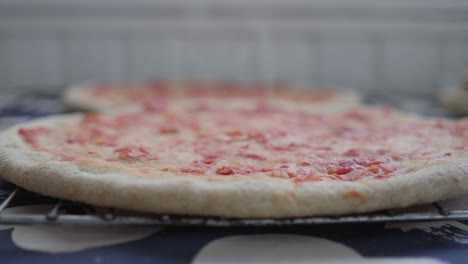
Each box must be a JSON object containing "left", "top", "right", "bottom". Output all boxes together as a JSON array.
[
  {"left": 0, "top": 106, "right": 466, "bottom": 218},
  {"left": 63, "top": 81, "right": 360, "bottom": 113},
  {"left": 439, "top": 73, "right": 468, "bottom": 115}
]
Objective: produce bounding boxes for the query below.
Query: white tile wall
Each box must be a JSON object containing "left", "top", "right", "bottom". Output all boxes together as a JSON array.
[
  {"left": 0, "top": 35, "right": 9, "bottom": 91},
  {"left": 319, "top": 39, "right": 373, "bottom": 92},
  {"left": 382, "top": 40, "right": 441, "bottom": 94},
  {"left": 0, "top": 1, "right": 467, "bottom": 96},
  {"left": 264, "top": 40, "right": 320, "bottom": 85},
  {"left": 180, "top": 39, "right": 257, "bottom": 82},
  {"left": 63, "top": 34, "right": 128, "bottom": 84},
  {"left": 7, "top": 35, "right": 63, "bottom": 90},
  {"left": 443, "top": 40, "right": 468, "bottom": 87},
  {"left": 128, "top": 38, "right": 181, "bottom": 80}
]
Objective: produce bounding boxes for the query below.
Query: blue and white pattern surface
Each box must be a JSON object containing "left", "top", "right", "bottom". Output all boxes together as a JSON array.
[
  {"left": 0, "top": 92, "right": 466, "bottom": 264},
  {"left": 1, "top": 212, "right": 467, "bottom": 264}
]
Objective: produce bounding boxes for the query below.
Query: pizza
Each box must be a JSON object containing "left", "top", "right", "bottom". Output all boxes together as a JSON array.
[
  {"left": 439, "top": 72, "right": 468, "bottom": 115},
  {"left": 440, "top": 88, "right": 468, "bottom": 115},
  {"left": 63, "top": 81, "right": 360, "bottom": 113},
  {"left": 0, "top": 106, "right": 467, "bottom": 218},
  {"left": 439, "top": 79, "right": 468, "bottom": 115}
]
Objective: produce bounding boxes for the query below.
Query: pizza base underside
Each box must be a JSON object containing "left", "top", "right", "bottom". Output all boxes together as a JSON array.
[{"left": 0, "top": 121, "right": 467, "bottom": 218}]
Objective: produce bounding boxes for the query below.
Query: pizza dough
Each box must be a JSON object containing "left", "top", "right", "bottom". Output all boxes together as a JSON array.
[
  {"left": 439, "top": 87, "right": 468, "bottom": 115},
  {"left": 0, "top": 107, "right": 466, "bottom": 218},
  {"left": 63, "top": 81, "right": 361, "bottom": 113},
  {"left": 439, "top": 72, "right": 468, "bottom": 115}
]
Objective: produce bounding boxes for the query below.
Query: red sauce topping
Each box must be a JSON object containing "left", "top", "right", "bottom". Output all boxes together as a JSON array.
[
  {"left": 159, "top": 125, "right": 178, "bottom": 134},
  {"left": 18, "top": 127, "right": 50, "bottom": 144},
  {"left": 112, "top": 114, "right": 144, "bottom": 127},
  {"left": 238, "top": 152, "right": 266, "bottom": 160},
  {"left": 180, "top": 167, "right": 206, "bottom": 175},
  {"left": 61, "top": 155, "right": 77, "bottom": 161},
  {"left": 17, "top": 107, "right": 466, "bottom": 182},
  {"left": 343, "top": 149, "right": 364, "bottom": 157},
  {"left": 66, "top": 127, "right": 117, "bottom": 147},
  {"left": 196, "top": 158, "right": 217, "bottom": 165},
  {"left": 142, "top": 99, "right": 168, "bottom": 112},
  {"left": 216, "top": 166, "right": 235, "bottom": 175},
  {"left": 114, "top": 146, "right": 154, "bottom": 161},
  {"left": 327, "top": 166, "right": 353, "bottom": 175}
]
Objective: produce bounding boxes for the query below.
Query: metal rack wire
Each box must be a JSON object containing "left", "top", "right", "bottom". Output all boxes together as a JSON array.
[{"left": 1, "top": 186, "right": 468, "bottom": 227}]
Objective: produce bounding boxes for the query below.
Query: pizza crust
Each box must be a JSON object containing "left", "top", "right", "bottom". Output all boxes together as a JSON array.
[{"left": 1, "top": 118, "right": 467, "bottom": 218}]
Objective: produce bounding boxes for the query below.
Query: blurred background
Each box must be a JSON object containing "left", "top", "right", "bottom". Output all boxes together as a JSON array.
[{"left": 0, "top": 0, "right": 467, "bottom": 97}]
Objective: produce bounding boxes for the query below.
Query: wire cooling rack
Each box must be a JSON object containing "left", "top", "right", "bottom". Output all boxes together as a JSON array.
[
  {"left": 1, "top": 184, "right": 468, "bottom": 227},
  {"left": 0, "top": 91, "right": 466, "bottom": 227}
]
